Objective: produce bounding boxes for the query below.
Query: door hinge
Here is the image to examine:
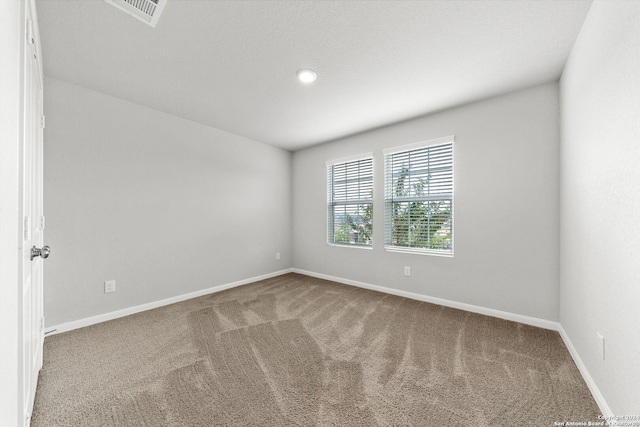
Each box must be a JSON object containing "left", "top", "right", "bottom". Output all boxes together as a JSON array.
[
  {"left": 40, "top": 115, "right": 46, "bottom": 129},
  {"left": 40, "top": 317, "right": 44, "bottom": 332}
]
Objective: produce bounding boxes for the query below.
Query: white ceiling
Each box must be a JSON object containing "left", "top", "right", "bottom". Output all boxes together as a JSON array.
[{"left": 36, "top": 0, "right": 592, "bottom": 151}]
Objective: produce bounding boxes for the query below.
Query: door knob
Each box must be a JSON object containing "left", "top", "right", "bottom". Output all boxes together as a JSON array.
[{"left": 30, "top": 245, "right": 50, "bottom": 261}]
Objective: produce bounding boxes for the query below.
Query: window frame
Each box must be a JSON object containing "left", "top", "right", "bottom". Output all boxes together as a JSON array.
[
  {"left": 326, "top": 153, "right": 374, "bottom": 249},
  {"left": 383, "top": 136, "right": 454, "bottom": 256}
]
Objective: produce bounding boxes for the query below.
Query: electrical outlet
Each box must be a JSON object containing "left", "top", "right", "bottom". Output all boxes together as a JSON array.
[
  {"left": 597, "top": 332, "right": 605, "bottom": 360},
  {"left": 404, "top": 266, "right": 411, "bottom": 277},
  {"left": 104, "top": 280, "right": 116, "bottom": 293},
  {"left": 276, "top": 252, "right": 281, "bottom": 260}
]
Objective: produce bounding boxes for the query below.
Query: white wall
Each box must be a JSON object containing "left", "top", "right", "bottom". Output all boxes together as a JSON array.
[
  {"left": 43, "top": 77, "right": 292, "bottom": 327},
  {"left": 293, "top": 82, "right": 560, "bottom": 321},
  {"left": 0, "top": 1, "right": 24, "bottom": 425},
  {"left": 560, "top": 0, "right": 640, "bottom": 415}
]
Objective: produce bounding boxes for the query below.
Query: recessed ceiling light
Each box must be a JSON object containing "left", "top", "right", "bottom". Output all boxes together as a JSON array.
[{"left": 297, "top": 69, "right": 317, "bottom": 84}]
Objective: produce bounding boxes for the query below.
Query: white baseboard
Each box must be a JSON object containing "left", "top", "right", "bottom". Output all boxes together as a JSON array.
[
  {"left": 292, "top": 268, "right": 560, "bottom": 331},
  {"left": 45, "top": 268, "right": 293, "bottom": 336},
  {"left": 558, "top": 325, "right": 613, "bottom": 418}
]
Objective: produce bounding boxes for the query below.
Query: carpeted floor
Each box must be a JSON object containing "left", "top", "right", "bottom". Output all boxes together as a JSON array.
[{"left": 32, "top": 273, "right": 600, "bottom": 426}]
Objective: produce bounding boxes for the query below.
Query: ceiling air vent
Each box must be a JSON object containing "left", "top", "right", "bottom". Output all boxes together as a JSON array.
[{"left": 105, "top": 0, "right": 167, "bottom": 27}]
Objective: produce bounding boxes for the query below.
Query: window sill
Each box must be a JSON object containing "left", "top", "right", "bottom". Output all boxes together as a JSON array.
[
  {"left": 384, "top": 247, "right": 453, "bottom": 257},
  {"left": 327, "top": 243, "right": 373, "bottom": 250}
]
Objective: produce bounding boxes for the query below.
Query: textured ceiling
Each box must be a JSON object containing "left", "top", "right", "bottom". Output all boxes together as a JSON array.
[{"left": 36, "top": 0, "right": 592, "bottom": 151}]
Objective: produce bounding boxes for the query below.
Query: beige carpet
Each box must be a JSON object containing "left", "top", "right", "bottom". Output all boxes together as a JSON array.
[{"left": 32, "top": 273, "right": 600, "bottom": 426}]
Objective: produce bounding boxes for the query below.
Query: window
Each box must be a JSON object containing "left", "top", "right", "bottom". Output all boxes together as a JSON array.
[
  {"left": 384, "top": 136, "right": 453, "bottom": 254},
  {"left": 327, "top": 155, "right": 373, "bottom": 247}
]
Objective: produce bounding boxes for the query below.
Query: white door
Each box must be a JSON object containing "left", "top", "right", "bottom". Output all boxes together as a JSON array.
[{"left": 22, "top": 4, "right": 46, "bottom": 425}]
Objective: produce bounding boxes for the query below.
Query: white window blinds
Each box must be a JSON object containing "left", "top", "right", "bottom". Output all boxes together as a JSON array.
[
  {"left": 384, "top": 137, "right": 453, "bottom": 254},
  {"left": 327, "top": 155, "right": 373, "bottom": 246}
]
